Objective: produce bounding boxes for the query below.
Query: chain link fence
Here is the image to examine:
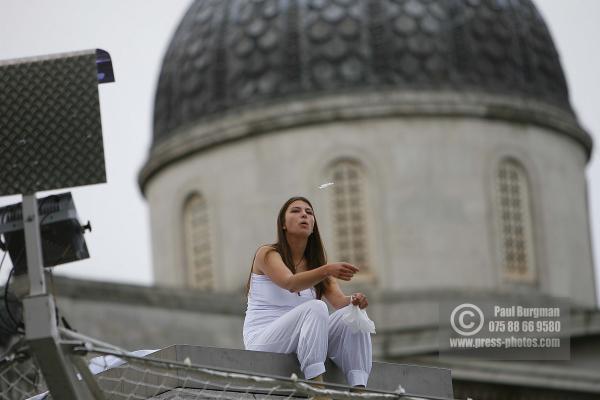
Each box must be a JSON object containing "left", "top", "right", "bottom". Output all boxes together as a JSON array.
[
  {"left": 1, "top": 338, "right": 458, "bottom": 400},
  {"left": 0, "top": 351, "right": 47, "bottom": 400}
]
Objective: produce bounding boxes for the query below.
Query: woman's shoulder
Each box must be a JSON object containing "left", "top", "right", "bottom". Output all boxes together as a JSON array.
[
  {"left": 256, "top": 244, "right": 278, "bottom": 257},
  {"left": 253, "top": 244, "right": 279, "bottom": 274}
]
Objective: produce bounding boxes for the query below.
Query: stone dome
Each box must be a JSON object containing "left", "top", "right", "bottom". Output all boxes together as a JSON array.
[{"left": 152, "top": 0, "right": 575, "bottom": 147}]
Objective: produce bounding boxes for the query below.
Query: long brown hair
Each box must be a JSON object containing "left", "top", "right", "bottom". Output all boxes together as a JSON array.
[{"left": 245, "top": 196, "right": 328, "bottom": 299}]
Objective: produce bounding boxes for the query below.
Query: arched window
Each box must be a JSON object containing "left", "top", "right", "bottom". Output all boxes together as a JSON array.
[
  {"left": 183, "top": 193, "right": 214, "bottom": 290},
  {"left": 496, "top": 159, "right": 536, "bottom": 283},
  {"left": 326, "top": 159, "right": 372, "bottom": 277}
]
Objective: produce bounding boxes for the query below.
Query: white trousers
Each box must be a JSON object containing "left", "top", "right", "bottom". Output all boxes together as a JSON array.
[{"left": 244, "top": 300, "right": 372, "bottom": 387}]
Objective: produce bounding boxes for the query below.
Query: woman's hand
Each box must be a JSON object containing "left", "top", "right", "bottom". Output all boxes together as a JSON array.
[
  {"left": 324, "top": 262, "right": 359, "bottom": 281},
  {"left": 351, "top": 293, "right": 368, "bottom": 309}
]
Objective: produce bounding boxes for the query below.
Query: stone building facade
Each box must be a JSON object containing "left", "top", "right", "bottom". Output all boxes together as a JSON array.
[{"left": 139, "top": 0, "right": 596, "bottom": 308}]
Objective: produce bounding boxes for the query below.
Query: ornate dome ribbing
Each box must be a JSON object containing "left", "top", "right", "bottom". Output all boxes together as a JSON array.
[{"left": 153, "top": 0, "right": 572, "bottom": 146}]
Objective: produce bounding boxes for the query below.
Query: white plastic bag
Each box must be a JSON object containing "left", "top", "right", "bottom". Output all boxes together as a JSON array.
[{"left": 340, "top": 304, "right": 376, "bottom": 334}]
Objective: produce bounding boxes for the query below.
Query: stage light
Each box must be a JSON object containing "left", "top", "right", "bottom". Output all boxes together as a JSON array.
[{"left": 0, "top": 193, "right": 90, "bottom": 275}]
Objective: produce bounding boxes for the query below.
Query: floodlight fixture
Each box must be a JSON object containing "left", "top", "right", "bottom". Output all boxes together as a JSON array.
[{"left": 0, "top": 193, "right": 90, "bottom": 275}]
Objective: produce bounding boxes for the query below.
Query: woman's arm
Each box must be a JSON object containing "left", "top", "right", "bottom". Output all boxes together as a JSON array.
[
  {"left": 255, "top": 246, "right": 358, "bottom": 292},
  {"left": 323, "top": 277, "right": 370, "bottom": 310},
  {"left": 322, "top": 277, "right": 351, "bottom": 309}
]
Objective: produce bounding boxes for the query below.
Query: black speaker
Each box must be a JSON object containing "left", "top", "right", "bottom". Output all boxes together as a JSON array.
[{"left": 0, "top": 49, "right": 114, "bottom": 196}]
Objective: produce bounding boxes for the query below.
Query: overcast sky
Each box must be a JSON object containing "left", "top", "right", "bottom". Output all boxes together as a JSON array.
[{"left": 1, "top": 0, "right": 599, "bottom": 306}]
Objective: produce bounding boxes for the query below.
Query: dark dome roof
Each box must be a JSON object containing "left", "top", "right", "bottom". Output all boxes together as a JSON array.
[{"left": 153, "top": 0, "right": 572, "bottom": 146}]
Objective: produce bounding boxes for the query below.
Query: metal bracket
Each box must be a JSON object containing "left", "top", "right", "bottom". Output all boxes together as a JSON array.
[{"left": 22, "top": 193, "right": 94, "bottom": 399}]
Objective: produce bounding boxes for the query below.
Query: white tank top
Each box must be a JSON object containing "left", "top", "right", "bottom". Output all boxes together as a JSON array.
[{"left": 243, "top": 273, "right": 316, "bottom": 344}]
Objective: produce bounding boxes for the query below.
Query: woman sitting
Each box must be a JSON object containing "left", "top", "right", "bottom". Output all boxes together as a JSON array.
[{"left": 243, "top": 196, "right": 372, "bottom": 390}]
